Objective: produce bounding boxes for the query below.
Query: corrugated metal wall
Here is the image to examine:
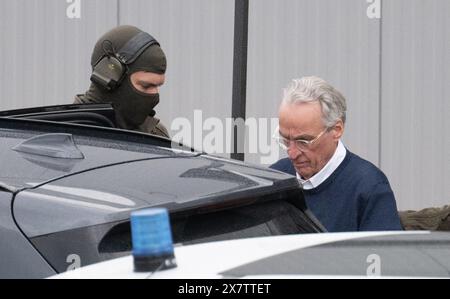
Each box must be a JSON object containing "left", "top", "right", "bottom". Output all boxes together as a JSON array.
[
  {"left": 247, "top": 0, "right": 449, "bottom": 210},
  {"left": 0, "top": 0, "right": 448, "bottom": 210},
  {"left": 0, "top": 0, "right": 117, "bottom": 109}
]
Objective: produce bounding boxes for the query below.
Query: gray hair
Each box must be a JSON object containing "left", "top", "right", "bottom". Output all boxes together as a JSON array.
[{"left": 282, "top": 76, "right": 347, "bottom": 127}]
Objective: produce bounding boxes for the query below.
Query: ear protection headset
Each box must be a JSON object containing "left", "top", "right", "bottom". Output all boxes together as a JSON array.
[{"left": 90, "top": 32, "right": 160, "bottom": 91}]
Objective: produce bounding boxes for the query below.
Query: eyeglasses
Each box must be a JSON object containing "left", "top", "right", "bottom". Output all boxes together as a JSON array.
[{"left": 273, "top": 128, "right": 329, "bottom": 151}]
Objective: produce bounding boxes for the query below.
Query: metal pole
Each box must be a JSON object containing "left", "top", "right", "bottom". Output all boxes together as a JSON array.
[{"left": 231, "top": 0, "right": 249, "bottom": 161}]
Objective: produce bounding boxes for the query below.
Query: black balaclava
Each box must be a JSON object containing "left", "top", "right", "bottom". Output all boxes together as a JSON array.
[{"left": 84, "top": 25, "right": 167, "bottom": 130}]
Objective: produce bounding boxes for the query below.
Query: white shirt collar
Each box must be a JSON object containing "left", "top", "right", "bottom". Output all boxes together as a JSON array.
[{"left": 296, "top": 140, "right": 347, "bottom": 190}]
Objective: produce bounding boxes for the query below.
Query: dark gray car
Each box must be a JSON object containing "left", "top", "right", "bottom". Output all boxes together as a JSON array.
[{"left": 0, "top": 104, "right": 324, "bottom": 278}]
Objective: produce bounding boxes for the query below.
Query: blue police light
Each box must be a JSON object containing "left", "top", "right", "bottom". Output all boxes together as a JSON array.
[{"left": 131, "top": 208, "right": 177, "bottom": 272}]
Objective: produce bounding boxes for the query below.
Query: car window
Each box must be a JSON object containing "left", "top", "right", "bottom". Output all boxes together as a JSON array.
[{"left": 174, "top": 199, "right": 318, "bottom": 245}]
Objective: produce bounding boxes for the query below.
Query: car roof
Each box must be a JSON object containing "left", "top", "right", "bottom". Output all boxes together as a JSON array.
[
  {"left": 0, "top": 117, "right": 190, "bottom": 190},
  {"left": 222, "top": 231, "right": 450, "bottom": 278},
  {"left": 52, "top": 231, "right": 449, "bottom": 279}
]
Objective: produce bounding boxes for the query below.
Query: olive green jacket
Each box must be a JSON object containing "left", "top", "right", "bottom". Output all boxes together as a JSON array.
[{"left": 400, "top": 205, "right": 450, "bottom": 231}]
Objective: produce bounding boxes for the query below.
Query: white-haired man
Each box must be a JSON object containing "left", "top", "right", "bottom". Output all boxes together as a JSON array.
[{"left": 271, "top": 76, "right": 402, "bottom": 232}]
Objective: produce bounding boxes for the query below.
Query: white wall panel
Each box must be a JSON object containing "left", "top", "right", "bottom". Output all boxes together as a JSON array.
[
  {"left": 0, "top": 0, "right": 118, "bottom": 110},
  {"left": 381, "top": 0, "right": 450, "bottom": 210}
]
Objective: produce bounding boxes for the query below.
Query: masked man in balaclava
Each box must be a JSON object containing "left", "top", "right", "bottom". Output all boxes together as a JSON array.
[{"left": 74, "top": 25, "right": 169, "bottom": 138}]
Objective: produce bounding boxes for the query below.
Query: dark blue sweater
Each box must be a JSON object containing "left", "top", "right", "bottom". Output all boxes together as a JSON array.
[{"left": 270, "top": 151, "right": 403, "bottom": 232}]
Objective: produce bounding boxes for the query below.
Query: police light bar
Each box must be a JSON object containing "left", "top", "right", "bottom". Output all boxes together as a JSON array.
[{"left": 131, "top": 208, "right": 177, "bottom": 272}]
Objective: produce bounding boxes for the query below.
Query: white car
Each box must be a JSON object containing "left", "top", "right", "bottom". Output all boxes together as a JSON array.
[{"left": 53, "top": 231, "right": 450, "bottom": 279}]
